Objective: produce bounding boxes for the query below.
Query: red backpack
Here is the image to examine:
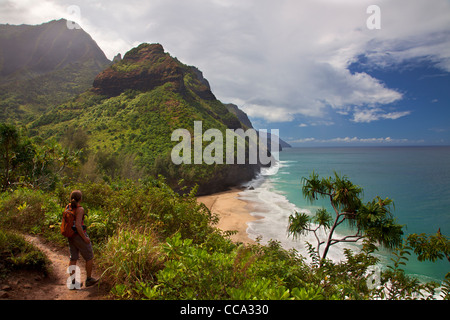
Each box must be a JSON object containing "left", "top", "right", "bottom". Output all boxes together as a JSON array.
[{"left": 60, "top": 204, "right": 76, "bottom": 238}]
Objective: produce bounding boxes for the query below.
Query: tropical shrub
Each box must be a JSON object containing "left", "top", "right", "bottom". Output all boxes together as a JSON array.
[
  {"left": 0, "top": 188, "right": 61, "bottom": 239},
  {"left": 131, "top": 233, "right": 333, "bottom": 300}
]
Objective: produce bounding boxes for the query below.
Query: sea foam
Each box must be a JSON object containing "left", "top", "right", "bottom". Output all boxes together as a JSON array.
[{"left": 239, "top": 163, "right": 361, "bottom": 264}]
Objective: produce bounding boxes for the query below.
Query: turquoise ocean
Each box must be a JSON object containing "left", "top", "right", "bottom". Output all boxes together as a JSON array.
[{"left": 239, "top": 146, "right": 450, "bottom": 283}]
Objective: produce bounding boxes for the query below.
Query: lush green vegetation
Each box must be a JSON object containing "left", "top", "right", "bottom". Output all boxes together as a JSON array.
[
  {"left": 0, "top": 123, "right": 449, "bottom": 300},
  {"left": 0, "top": 123, "right": 79, "bottom": 192},
  {"left": 28, "top": 78, "right": 254, "bottom": 194},
  {"left": 0, "top": 60, "right": 108, "bottom": 123},
  {"left": 0, "top": 229, "right": 49, "bottom": 277}
]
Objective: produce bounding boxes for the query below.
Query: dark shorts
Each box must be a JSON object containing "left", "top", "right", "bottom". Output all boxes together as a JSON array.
[{"left": 68, "top": 233, "right": 94, "bottom": 261}]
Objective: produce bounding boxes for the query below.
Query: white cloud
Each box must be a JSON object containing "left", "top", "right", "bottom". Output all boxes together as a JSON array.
[
  {"left": 293, "top": 137, "right": 317, "bottom": 143},
  {"left": 291, "top": 136, "right": 415, "bottom": 145},
  {"left": 1, "top": 0, "right": 449, "bottom": 124},
  {"left": 298, "top": 120, "right": 335, "bottom": 127},
  {"left": 0, "top": 0, "right": 67, "bottom": 24},
  {"left": 352, "top": 108, "right": 411, "bottom": 123},
  {"left": 242, "top": 103, "right": 295, "bottom": 123}
]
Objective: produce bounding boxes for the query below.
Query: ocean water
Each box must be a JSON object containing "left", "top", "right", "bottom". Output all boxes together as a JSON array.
[{"left": 239, "top": 146, "right": 450, "bottom": 282}]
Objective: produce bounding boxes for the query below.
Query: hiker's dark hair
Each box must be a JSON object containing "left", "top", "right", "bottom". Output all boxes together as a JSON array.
[{"left": 70, "top": 190, "right": 82, "bottom": 210}]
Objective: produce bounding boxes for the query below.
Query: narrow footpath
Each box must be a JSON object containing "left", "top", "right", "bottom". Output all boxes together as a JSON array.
[{"left": 0, "top": 235, "right": 108, "bottom": 300}]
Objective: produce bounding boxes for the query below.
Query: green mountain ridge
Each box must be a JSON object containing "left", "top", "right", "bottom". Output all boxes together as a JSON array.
[
  {"left": 0, "top": 19, "right": 111, "bottom": 122},
  {"left": 30, "top": 42, "right": 260, "bottom": 194}
]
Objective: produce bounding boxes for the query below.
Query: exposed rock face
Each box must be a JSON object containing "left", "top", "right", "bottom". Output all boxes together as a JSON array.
[
  {"left": 188, "top": 66, "right": 216, "bottom": 100},
  {"left": 92, "top": 43, "right": 215, "bottom": 100},
  {"left": 196, "top": 164, "right": 260, "bottom": 196},
  {"left": 93, "top": 43, "right": 182, "bottom": 96}
]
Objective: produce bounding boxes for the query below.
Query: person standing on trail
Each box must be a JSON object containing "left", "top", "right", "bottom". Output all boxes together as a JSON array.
[{"left": 67, "top": 190, "right": 98, "bottom": 288}]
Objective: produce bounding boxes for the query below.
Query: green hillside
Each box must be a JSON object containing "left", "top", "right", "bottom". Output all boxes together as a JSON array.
[
  {"left": 29, "top": 43, "right": 259, "bottom": 194},
  {"left": 0, "top": 19, "right": 110, "bottom": 122}
]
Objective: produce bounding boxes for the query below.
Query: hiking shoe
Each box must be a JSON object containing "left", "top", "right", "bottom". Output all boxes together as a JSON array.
[{"left": 85, "top": 277, "right": 99, "bottom": 287}]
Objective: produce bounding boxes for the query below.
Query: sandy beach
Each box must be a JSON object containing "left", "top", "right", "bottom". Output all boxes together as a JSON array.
[{"left": 197, "top": 188, "right": 258, "bottom": 244}]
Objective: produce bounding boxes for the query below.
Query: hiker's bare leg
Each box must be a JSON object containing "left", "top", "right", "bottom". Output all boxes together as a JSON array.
[{"left": 86, "top": 259, "right": 93, "bottom": 279}]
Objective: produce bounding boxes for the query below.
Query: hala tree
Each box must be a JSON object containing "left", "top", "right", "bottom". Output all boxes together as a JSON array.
[{"left": 288, "top": 171, "right": 404, "bottom": 264}]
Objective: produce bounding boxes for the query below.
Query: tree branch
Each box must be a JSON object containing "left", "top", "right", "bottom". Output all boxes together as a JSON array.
[
  {"left": 329, "top": 194, "right": 339, "bottom": 215},
  {"left": 335, "top": 214, "right": 347, "bottom": 228},
  {"left": 330, "top": 234, "right": 364, "bottom": 245}
]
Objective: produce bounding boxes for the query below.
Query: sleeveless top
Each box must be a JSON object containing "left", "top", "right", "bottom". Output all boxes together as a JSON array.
[{"left": 70, "top": 204, "right": 87, "bottom": 233}]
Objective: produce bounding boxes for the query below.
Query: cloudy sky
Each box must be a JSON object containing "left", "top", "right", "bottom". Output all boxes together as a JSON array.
[{"left": 1, "top": 0, "right": 450, "bottom": 146}]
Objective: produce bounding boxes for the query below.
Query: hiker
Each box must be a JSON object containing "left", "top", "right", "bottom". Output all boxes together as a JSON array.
[{"left": 66, "top": 190, "right": 98, "bottom": 288}]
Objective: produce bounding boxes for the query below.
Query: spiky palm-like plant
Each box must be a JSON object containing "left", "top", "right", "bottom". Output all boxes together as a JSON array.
[{"left": 288, "top": 171, "right": 404, "bottom": 264}]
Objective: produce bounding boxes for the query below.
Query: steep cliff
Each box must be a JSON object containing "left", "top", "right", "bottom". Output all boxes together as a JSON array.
[{"left": 93, "top": 43, "right": 215, "bottom": 101}]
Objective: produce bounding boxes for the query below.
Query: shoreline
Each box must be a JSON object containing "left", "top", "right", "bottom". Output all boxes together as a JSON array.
[{"left": 197, "top": 188, "right": 259, "bottom": 244}]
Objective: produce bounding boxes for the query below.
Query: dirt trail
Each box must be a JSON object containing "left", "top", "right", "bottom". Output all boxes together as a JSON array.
[{"left": 0, "top": 235, "right": 109, "bottom": 300}]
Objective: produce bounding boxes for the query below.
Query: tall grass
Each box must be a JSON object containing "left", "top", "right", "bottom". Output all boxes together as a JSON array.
[{"left": 99, "top": 227, "right": 164, "bottom": 296}]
